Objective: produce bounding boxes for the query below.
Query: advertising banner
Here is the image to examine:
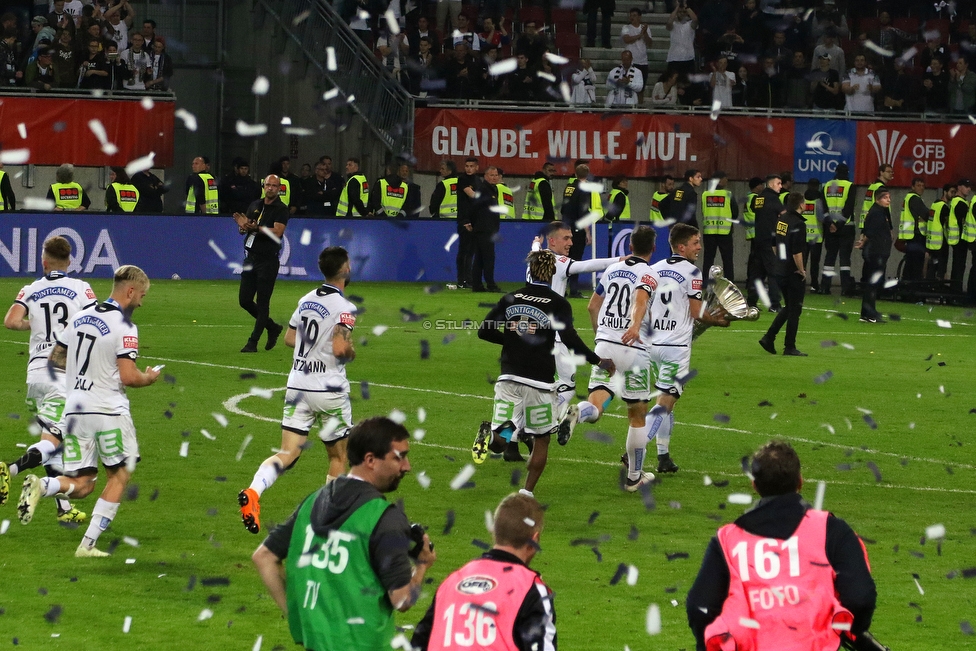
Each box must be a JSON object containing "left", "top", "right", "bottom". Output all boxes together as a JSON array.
[
  {"left": 0, "top": 96, "right": 175, "bottom": 167},
  {"left": 853, "top": 121, "right": 976, "bottom": 187},
  {"left": 0, "top": 215, "right": 666, "bottom": 283},
  {"left": 792, "top": 118, "right": 856, "bottom": 184}
]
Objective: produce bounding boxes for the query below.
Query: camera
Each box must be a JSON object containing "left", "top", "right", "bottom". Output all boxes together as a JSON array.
[{"left": 408, "top": 522, "right": 432, "bottom": 558}]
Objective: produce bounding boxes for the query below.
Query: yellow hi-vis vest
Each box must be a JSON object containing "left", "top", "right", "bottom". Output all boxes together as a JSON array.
[
  {"left": 51, "top": 182, "right": 84, "bottom": 210},
  {"left": 436, "top": 177, "right": 458, "bottom": 218},
  {"left": 948, "top": 196, "right": 968, "bottom": 245},
  {"left": 111, "top": 183, "right": 139, "bottom": 213},
  {"left": 496, "top": 183, "right": 516, "bottom": 219},
  {"left": 261, "top": 178, "right": 291, "bottom": 208},
  {"left": 650, "top": 190, "right": 669, "bottom": 223},
  {"left": 523, "top": 176, "right": 552, "bottom": 220},
  {"left": 337, "top": 174, "right": 369, "bottom": 217},
  {"left": 0, "top": 170, "right": 6, "bottom": 210},
  {"left": 898, "top": 192, "right": 924, "bottom": 240},
  {"left": 823, "top": 179, "right": 853, "bottom": 223},
  {"left": 608, "top": 189, "right": 631, "bottom": 220},
  {"left": 962, "top": 197, "right": 976, "bottom": 243},
  {"left": 378, "top": 179, "right": 408, "bottom": 217},
  {"left": 778, "top": 190, "right": 790, "bottom": 205},
  {"left": 742, "top": 192, "right": 757, "bottom": 239},
  {"left": 926, "top": 201, "right": 948, "bottom": 250},
  {"left": 801, "top": 199, "right": 822, "bottom": 244},
  {"left": 185, "top": 173, "right": 219, "bottom": 214},
  {"left": 701, "top": 189, "right": 732, "bottom": 234},
  {"left": 859, "top": 181, "right": 884, "bottom": 228}
]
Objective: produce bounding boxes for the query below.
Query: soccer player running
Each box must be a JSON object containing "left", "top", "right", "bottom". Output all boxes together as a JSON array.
[
  {"left": 472, "top": 250, "right": 615, "bottom": 497},
  {"left": 239, "top": 246, "right": 357, "bottom": 534},
  {"left": 621, "top": 224, "right": 728, "bottom": 474},
  {"left": 1, "top": 236, "right": 96, "bottom": 522},
  {"left": 17, "top": 265, "right": 160, "bottom": 557},
  {"left": 562, "top": 226, "right": 658, "bottom": 492}
]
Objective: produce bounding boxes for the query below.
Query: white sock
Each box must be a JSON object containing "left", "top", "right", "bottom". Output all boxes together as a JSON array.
[
  {"left": 577, "top": 401, "right": 600, "bottom": 423},
  {"left": 626, "top": 423, "right": 651, "bottom": 481},
  {"left": 40, "top": 476, "right": 63, "bottom": 497},
  {"left": 249, "top": 462, "right": 280, "bottom": 497},
  {"left": 645, "top": 405, "right": 668, "bottom": 453},
  {"left": 45, "top": 451, "right": 65, "bottom": 475},
  {"left": 33, "top": 439, "right": 58, "bottom": 464},
  {"left": 556, "top": 388, "right": 575, "bottom": 420},
  {"left": 653, "top": 409, "right": 674, "bottom": 455},
  {"left": 81, "top": 499, "right": 120, "bottom": 549}
]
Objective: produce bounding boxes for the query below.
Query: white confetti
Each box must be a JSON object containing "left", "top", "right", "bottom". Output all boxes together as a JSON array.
[
  {"left": 200, "top": 429, "right": 215, "bottom": 440},
  {"left": 536, "top": 71, "right": 556, "bottom": 82},
  {"left": 939, "top": 385, "right": 945, "bottom": 394},
  {"left": 208, "top": 239, "right": 227, "bottom": 260},
  {"left": 728, "top": 493, "right": 753, "bottom": 505},
  {"left": 450, "top": 464, "right": 476, "bottom": 490},
  {"left": 236, "top": 434, "right": 253, "bottom": 461},
  {"left": 578, "top": 180, "right": 603, "bottom": 193},
  {"left": 252, "top": 635, "right": 263, "bottom": 651},
  {"left": 318, "top": 418, "right": 340, "bottom": 443},
  {"left": 574, "top": 210, "right": 603, "bottom": 230},
  {"left": 236, "top": 120, "right": 268, "bottom": 137},
  {"left": 101, "top": 142, "right": 119, "bottom": 155},
  {"left": 545, "top": 52, "right": 569, "bottom": 65},
  {"left": 175, "top": 108, "right": 198, "bottom": 131},
  {"left": 0, "top": 149, "right": 30, "bottom": 164},
  {"left": 125, "top": 558, "right": 136, "bottom": 564},
  {"left": 645, "top": 603, "right": 661, "bottom": 635},
  {"left": 925, "top": 523, "right": 946, "bottom": 540},
  {"left": 372, "top": 325, "right": 389, "bottom": 336},
  {"left": 140, "top": 96, "right": 154, "bottom": 110},
  {"left": 485, "top": 509, "right": 494, "bottom": 532},
  {"left": 855, "top": 407, "right": 873, "bottom": 414},
  {"left": 384, "top": 9, "right": 400, "bottom": 34},
  {"left": 123, "top": 616, "right": 132, "bottom": 633},
  {"left": 323, "top": 88, "right": 340, "bottom": 101},
  {"left": 752, "top": 279, "right": 771, "bottom": 309},
  {"left": 936, "top": 319, "right": 951, "bottom": 329},
  {"left": 390, "top": 634, "right": 413, "bottom": 650},
  {"left": 389, "top": 409, "right": 407, "bottom": 424},
  {"left": 23, "top": 197, "right": 56, "bottom": 211},
  {"left": 124, "top": 151, "right": 156, "bottom": 177},
  {"left": 523, "top": 517, "right": 535, "bottom": 527},
  {"left": 909, "top": 422, "right": 916, "bottom": 430},
  {"left": 969, "top": 114, "right": 976, "bottom": 125},
  {"left": 17, "top": 123, "right": 27, "bottom": 139},
  {"left": 821, "top": 423, "right": 835, "bottom": 435},
  {"left": 703, "top": 475, "right": 713, "bottom": 486},
  {"left": 913, "top": 577, "right": 924, "bottom": 595},
  {"left": 250, "top": 387, "right": 274, "bottom": 399},
  {"left": 844, "top": 417, "right": 852, "bottom": 430},
  {"left": 347, "top": 617, "right": 366, "bottom": 625},
  {"left": 198, "top": 608, "right": 213, "bottom": 621},
  {"left": 179, "top": 441, "right": 189, "bottom": 457},
  {"left": 0, "top": 520, "right": 9, "bottom": 535},
  {"left": 898, "top": 46, "right": 919, "bottom": 63},
  {"left": 259, "top": 226, "right": 281, "bottom": 244},
  {"left": 841, "top": 343, "right": 855, "bottom": 350},
  {"left": 489, "top": 58, "right": 519, "bottom": 76},
  {"left": 252, "top": 75, "right": 270, "bottom": 95},
  {"left": 300, "top": 229, "right": 312, "bottom": 245},
  {"left": 739, "top": 617, "right": 761, "bottom": 629},
  {"left": 559, "top": 81, "right": 572, "bottom": 104},
  {"left": 416, "top": 471, "right": 431, "bottom": 489},
  {"left": 444, "top": 233, "right": 459, "bottom": 251},
  {"left": 417, "top": 407, "right": 426, "bottom": 423},
  {"left": 769, "top": 413, "right": 777, "bottom": 419},
  {"left": 292, "top": 9, "right": 311, "bottom": 25},
  {"left": 883, "top": 278, "right": 898, "bottom": 289},
  {"left": 710, "top": 99, "right": 722, "bottom": 121},
  {"left": 212, "top": 412, "right": 229, "bottom": 427},
  {"left": 88, "top": 118, "right": 108, "bottom": 144},
  {"left": 626, "top": 565, "right": 639, "bottom": 586},
  {"left": 326, "top": 47, "right": 337, "bottom": 71},
  {"left": 951, "top": 125, "right": 961, "bottom": 138},
  {"left": 863, "top": 39, "right": 894, "bottom": 57},
  {"left": 813, "top": 481, "right": 826, "bottom": 511},
  {"left": 280, "top": 116, "right": 292, "bottom": 126},
  {"left": 412, "top": 429, "right": 425, "bottom": 441},
  {"left": 123, "top": 536, "right": 140, "bottom": 547}
]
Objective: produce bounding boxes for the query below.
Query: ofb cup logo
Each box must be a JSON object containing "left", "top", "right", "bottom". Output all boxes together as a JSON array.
[{"left": 866, "top": 129, "right": 907, "bottom": 168}]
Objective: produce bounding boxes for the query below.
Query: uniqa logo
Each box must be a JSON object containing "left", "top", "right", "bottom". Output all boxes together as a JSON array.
[
  {"left": 866, "top": 129, "right": 907, "bottom": 167},
  {"left": 804, "top": 131, "right": 842, "bottom": 156},
  {"left": 456, "top": 576, "right": 498, "bottom": 595}
]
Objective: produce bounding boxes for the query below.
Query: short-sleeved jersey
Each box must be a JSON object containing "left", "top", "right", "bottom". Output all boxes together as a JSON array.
[
  {"left": 286, "top": 284, "right": 357, "bottom": 393},
  {"left": 14, "top": 271, "right": 97, "bottom": 383},
  {"left": 57, "top": 300, "right": 139, "bottom": 415},
  {"left": 594, "top": 257, "right": 655, "bottom": 349},
  {"left": 525, "top": 247, "right": 618, "bottom": 297},
  {"left": 648, "top": 256, "right": 703, "bottom": 346}
]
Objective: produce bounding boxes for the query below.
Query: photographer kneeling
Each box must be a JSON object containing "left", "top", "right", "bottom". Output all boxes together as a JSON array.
[{"left": 252, "top": 416, "right": 435, "bottom": 651}]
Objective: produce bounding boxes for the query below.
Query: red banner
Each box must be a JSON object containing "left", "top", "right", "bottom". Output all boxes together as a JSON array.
[
  {"left": 414, "top": 108, "right": 794, "bottom": 179},
  {"left": 853, "top": 121, "right": 976, "bottom": 187},
  {"left": 0, "top": 96, "right": 174, "bottom": 167}
]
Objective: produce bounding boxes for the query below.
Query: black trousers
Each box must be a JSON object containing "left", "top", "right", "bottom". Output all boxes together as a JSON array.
[
  {"left": 804, "top": 242, "right": 823, "bottom": 291},
  {"left": 567, "top": 228, "right": 587, "bottom": 294},
  {"left": 456, "top": 225, "right": 474, "bottom": 285},
  {"left": 926, "top": 245, "right": 948, "bottom": 280},
  {"left": 471, "top": 230, "right": 496, "bottom": 288},
  {"left": 764, "top": 272, "right": 804, "bottom": 350},
  {"left": 239, "top": 255, "right": 280, "bottom": 344},
  {"left": 950, "top": 241, "right": 972, "bottom": 292},
  {"left": 860, "top": 253, "right": 889, "bottom": 319},
  {"left": 820, "top": 222, "right": 855, "bottom": 293},
  {"left": 586, "top": 6, "right": 612, "bottom": 48},
  {"left": 901, "top": 239, "right": 926, "bottom": 281},
  {"left": 746, "top": 243, "right": 782, "bottom": 308},
  {"left": 703, "top": 233, "right": 734, "bottom": 281}
]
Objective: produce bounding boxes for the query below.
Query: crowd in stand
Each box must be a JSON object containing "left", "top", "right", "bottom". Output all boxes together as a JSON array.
[
  {"left": 343, "top": 0, "right": 976, "bottom": 114},
  {"left": 1, "top": 1, "right": 173, "bottom": 92}
]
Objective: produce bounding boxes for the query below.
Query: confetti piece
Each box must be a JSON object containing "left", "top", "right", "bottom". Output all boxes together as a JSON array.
[
  {"left": 626, "top": 565, "right": 639, "bottom": 586},
  {"left": 450, "top": 464, "right": 476, "bottom": 490},
  {"left": 383, "top": 8, "right": 400, "bottom": 35},
  {"left": 913, "top": 577, "right": 925, "bottom": 595},
  {"left": 610, "top": 563, "right": 627, "bottom": 585},
  {"left": 235, "top": 120, "right": 268, "bottom": 137},
  {"left": 251, "top": 75, "right": 270, "bottom": 95},
  {"left": 713, "top": 413, "right": 730, "bottom": 423},
  {"left": 963, "top": 621, "right": 975, "bottom": 635},
  {"left": 259, "top": 226, "right": 281, "bottom": 245},
  {"left": 179, "top": 441, "right": 189, "bottom": 458},
  {"left": 417, "top": 407, "right": 426, "bottom": 423},
  {"left": 208, "top": 240, "right": 227, "bottom": 260},
  {"left": 326, "top": 47, "right": 337, "bottom": 71},
  {"left": 814, "top": 370, "right": 833, "bottom": 384},
  {"left": 752, "top": 279, "right": 771, "bottom": 309},
  {"left": 412, "top": 429, "right": 425, "bottom": 441},
  {"left": 584, "top": 430, "right": 614, "bottom": 444},
  {"left": 937, "top": 319, "right": 951, "bottom": 328},
  {"left": 728, "top": 493, "right": 752, "bottom": 505},
  {"left": 646, "top": 604, "right": 661, "bottom": 635},
  {"left": 371, "top": 325, "right": 389, "bottom": 336},
  {"left": 926, "top": 524, "right": 946, "bottom": 540},
  {"left": 579, "top": 181, "right": 603, "bottom": 193},
  {"left": 420, "top": 340, "right": 430, "bottom": 359},
  {"left": 175, "top": 108, "right": 198, "bottom": 131},
  {"left": 124, "top": 152, "right": 156, "bottom": 177},
  {"left": 0, "top": 520, "right": 9, "bottom": 534},
  {"left": 443, "top": 510, "right": 456, "bottom": 535},
  {"left": 813, "top": 481, "right": 826, "bottom": 511},
  {"left": 235, "top": 435, "right": 253, "bottom": 461},
  {"left": 300, "top": 229, "right": 312, "bottom": 245},
  {"left": 17, "top": 123, "right": 27, "bottom": 139},
  {"left": 710, "top": 99, "right": 722, "bottom": 121},
  {"left": 575, "top": 210, "right": 603, "bottom": 230},
  {"left": 126, "top": 558, "right": 136, "bottom": 564},
  {"left": 361, "top": 381, "right": 370, "bottom": 400},
  {"left": 88, "top": 118, "right": 108, "bottom": 144},
  {"left": 389, "top": 409, "right": 406, "bottom": 424},
  {"left": 323, "top": 88, "right": 339, "bottom": 101},
  {"left": 0, "top": 149, "right": 30, "bottom": 164},
  {"left": 703, "top": 475, "right": 713, "bottom": 486},
  {"left": 198, "top": 609, "right": 213, "bottom": 621},
  {"left": 140, "top": 96, "right": 155, "bottom": 110},
  {"left": 200, "top": 429, "right": 215, "bottom": 440},
  {"left": 472, "top": 538, "right": 490, "bottom": 550},
  {"left": 489, "top": 58, "right": 518, "bottom": 76},
  {"left": 253, "top": 635, "right": 263, "bottom": 651},
  {"left": 212, "top": 413, "right": 228, "bottom": 427},
  {"left": 863, "top": 414, "right": 878, "bottom": 430},
  {"left": 841, "top": 343, "right": 855, "bottom": 350},
  {"left": 416, "top": 471, "right": 431, "bottom": 489},
  {"left": 23, "top": 197, "right": 56, "bottom": 211}
]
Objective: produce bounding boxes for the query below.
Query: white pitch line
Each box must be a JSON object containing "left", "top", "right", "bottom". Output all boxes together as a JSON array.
[{"left": 716, "top": 328, "right": 972, "bottom": 338}]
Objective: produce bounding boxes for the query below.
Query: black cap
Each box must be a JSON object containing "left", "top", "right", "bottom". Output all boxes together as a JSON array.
[
  {"left": 836, "top": 163, "right": 849, "bottom": 175},
  {"left": 748, "top": 176, "right": 764, "bottom": 188},
  {"left": 958, "top": 178, "right": 972, "bottom": 187}
]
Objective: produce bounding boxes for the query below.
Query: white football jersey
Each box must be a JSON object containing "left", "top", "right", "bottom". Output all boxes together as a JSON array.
[
  {"left": 14, "top": 272, "right": 97, "bottom": 383},
  {"left": 58, "top": 300, "right": 139, "bottom": 415},
  {"left": 287, "top": 284, "right": 357, "bottom": 393},
  {"left": 648, "top": 256, "right": 703, "bottom": 346},
  {"left": 526, "top": 242, "right": 618, "bottom": 297},
  {"left": 594, "top": 257, "right": 655, "bottom": 349}
]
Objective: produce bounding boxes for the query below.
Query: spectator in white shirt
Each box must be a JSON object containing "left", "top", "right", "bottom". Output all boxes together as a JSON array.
[
  {"left": 571, "top": 58, "right": 597, "bottom": 105},
  {"left": 118, "top": 32, "right": 149, "bottom": 90},
  {"left": 710, "top": 56, "right": 736, "bottom": 107},
  {"left": 606, "top": 50, "right": 643, "bottom": 106},
  {"left": 650, "top": 70, "right": 679, "bottom": 106},
  {"left": 621, "top": 8, "right": 652, "bottom": 102},
  {"left": 842, "top": 54, "right": 881, "bottom": 113},
  {"left": 666, "top": 1, "right": 698, "bottom": 75}
]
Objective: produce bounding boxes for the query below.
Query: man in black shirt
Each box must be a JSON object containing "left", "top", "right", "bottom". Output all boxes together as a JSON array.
[
  {"left": 218, "top": 157, "right": 260, "bottom": 215},
  {"left": 455, "top": 158, "right": 479, "bottom": 288},
  {"left": 855, "top": 189, "right": 893, "bottom": 323},
  {"left": 303, "top": 157, "right": 344, "bottom": 217},
  {"left": 759, "top": 192, "right": 808, "bottom": 356},
  {"left": 466, "top": 166, "right": 503, "bottom": 292},
  {"left": 560, "top": 160, "right": 599, "bottom": 297},
  {"left": 670, "top": 168, "right": 702, "bottom": 228},
  {"left": 234, "top": 174, "right": 289, "bottom": 353},
  {"left": 747, "top": 174, "right": 785, "bottom": 312},
  {"left": 473, "top": 250, "right": 614, "bottom": 496},
  {"left": 131, "top": 169, "right": 167, "bottom": 213}
]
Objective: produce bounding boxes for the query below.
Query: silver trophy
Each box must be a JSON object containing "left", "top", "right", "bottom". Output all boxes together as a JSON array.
[{"left": 692, "top": 266, "right": 761, "bottom": 340}]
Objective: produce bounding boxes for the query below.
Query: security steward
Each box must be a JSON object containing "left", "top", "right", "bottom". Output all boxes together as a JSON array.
[
  {"left": 47, "top": 163, "right": 91, "bottom": 211},
  {"left": 0, "top": 162, "right": 15, "bottom": 210},
  {"left": 560, "top": 160, "right": 603, "bottom": 297},
  {"left": 855, "top": 188, "right": 893, "bottom": 323},
  {"left": 369, "top": 162, "right": 418, "bottom": 218},
  {"left": 741, "top": 176, "right": 763, "bottom": 290},
  {"left": 700, "top": 171, "right": 737, "bottom": 280},
  {"left": 522, "top": 161, "right": 556, "bottom": 221},
  {"left": 747, "top": 174, "right": 785, "bottom": 312},
  {"left": 649, "top": 175, "right": 674, "bottom": 223},
  {"left": 819, "top": 163, "right": 857, "bottom": 295},
  {"left": 496, "top": 169, "right": 516, "bottom": 220},
  {"left": 105, "top": 167, "right": 139, "bottom": 213},
  {"left": 949, "top": 178, "right": 974, "bottom": 293},
  {"left": 801, "top": 178, "right": 825, "bottom": 292},
  {"left": 926, "top": 184, "right": 955, "bottom": 281},
  {"left": 688, "top": 440, "right": 877, "bottom": 651},
  {"left": 184, "top": 155, "right": 219, "bottom": 214},
  {"left": 897, "top": 176, "right": 928, "bottom": 281},
  {"left": 670, "top": 168, "right": 702, "bottom": 228},
  {"left": 606, "top": 176, "right": 631, "bottom": 222},
  {"left": 428, "top": 160, "right": 459, "bottom": 219},
  {"left": 336, "top": 158, "right": 370, "bottom": 217},
  {"left": 759, "top": 192, "right": 808, "bottom": 356}
]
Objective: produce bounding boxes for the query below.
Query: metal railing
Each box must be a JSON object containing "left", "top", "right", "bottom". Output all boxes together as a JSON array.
[{"left": 255, "top": 0, "right": 414, "bottom": 156}]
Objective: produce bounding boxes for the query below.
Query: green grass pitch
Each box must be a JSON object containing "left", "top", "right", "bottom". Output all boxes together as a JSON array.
[{"left": 1, "top": 277, "right": 975, "bottom": 649}]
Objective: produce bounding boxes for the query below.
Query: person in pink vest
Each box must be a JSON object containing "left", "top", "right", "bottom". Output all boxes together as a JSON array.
[
  {"left": 411, "top": 493, "right": 556, "bottom": 650},
  {"left": 687, "top": 440, "right": 878, "bottom": 651}
]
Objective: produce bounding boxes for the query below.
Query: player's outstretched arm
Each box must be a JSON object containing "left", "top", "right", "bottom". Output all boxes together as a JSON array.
[
  {"left": 333, "top": 324, "right": 356, "bottom": 363},
  {"left": 117, "top": 358, "right": 161, "bottom": 388},
  {"left": 3, "top": 303, "right": 29, "bottom": 331}
]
